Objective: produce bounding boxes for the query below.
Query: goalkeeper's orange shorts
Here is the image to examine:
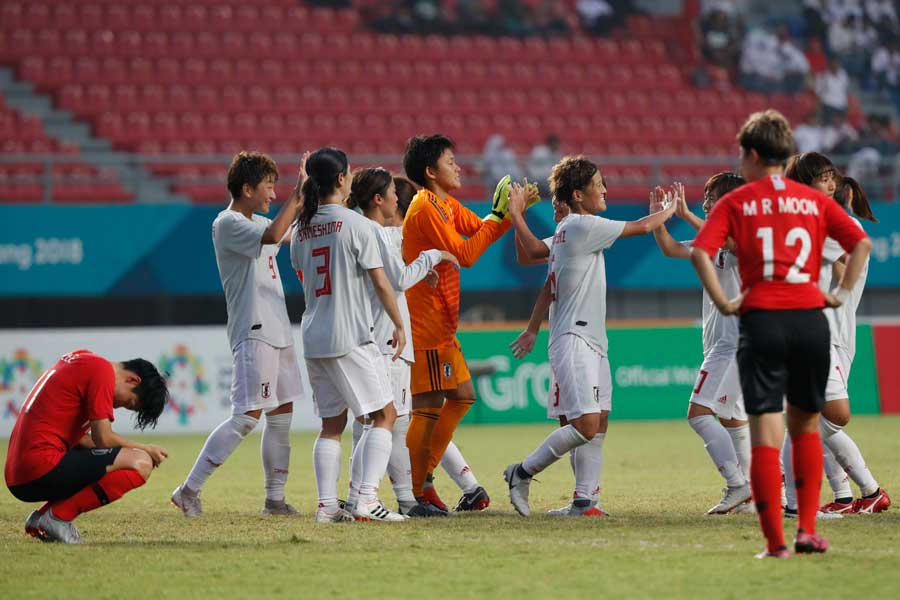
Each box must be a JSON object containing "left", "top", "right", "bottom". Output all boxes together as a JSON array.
[{"left": 410, "top": 344, "right": 471, "bottom": 395}]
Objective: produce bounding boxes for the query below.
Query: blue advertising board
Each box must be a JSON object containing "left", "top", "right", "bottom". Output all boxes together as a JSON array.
[{"left": 1, "top": 201, "right": 898, "bottom": 296}]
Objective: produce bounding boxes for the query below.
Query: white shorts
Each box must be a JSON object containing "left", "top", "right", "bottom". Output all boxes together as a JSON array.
[
  {"left": 689, "top": 352, "right": 747, "bottom": 421},
  {"left": 384, "top": 355, "right": 411, "bottom": 417},
  {"left": 549, "top": 334, "right": 612, "bottom": 420},
  {"left": 230, "top": 340, "right": 304, "bottom": 414},
  {"left": 546, "top": 367, "right": 563, "bottom": 420},
  {"left": 825, "top": 345, "right": 852, "bottom": 402},
  {"left": 306, "top": 343, "right": 393, "bottom": 419}
]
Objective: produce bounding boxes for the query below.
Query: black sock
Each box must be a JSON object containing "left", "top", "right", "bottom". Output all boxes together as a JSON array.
[
  {"left": 573, "top": 498, "right": 592, "bottom": 509},
  {"left": 863, "top": 488, "right": 881, "bottom": 499},
  {"left": 835, "top": 496, "right": 853, "bottom": 504},
  {"left": 516, "top": 464, "right": 531, "bottom": 480}
]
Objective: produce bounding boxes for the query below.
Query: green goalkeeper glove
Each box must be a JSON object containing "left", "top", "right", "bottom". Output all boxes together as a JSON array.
[
  {"left": 485, "top": 175, "right": 511, "bottom": 223},
  {"left": 525, "top": 182, "right": 541, "bottom": 210}
]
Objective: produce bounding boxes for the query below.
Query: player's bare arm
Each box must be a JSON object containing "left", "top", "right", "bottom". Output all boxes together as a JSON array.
[
  {"left": 90, "top": 419, "right": 169, "bottom": 467},
  {"left": 261, "top": 151, "right": 309, "bottom": 245},
  {"left": 509, "top": 181, "right": 551, "bottom": 264},
  {"left": 76, "top": 434, "right": 95, "bottom": 449},
  {"left": 510, "top": 277, "right": 552, "bottom": 359},
  {"left": 620, "top": 190, "right": 677, "bottom": 238},
  {"left": 368, "top": 267, "right": 407, "bottom": 360}
]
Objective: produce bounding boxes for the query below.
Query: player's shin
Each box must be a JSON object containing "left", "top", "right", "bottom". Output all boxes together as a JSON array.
[
  {"left": 823, "top": 445, "right": 853, "bottom": 501},
  {"left": 573, "top": 433, "right": 604, "bottom": 500},
  {"left": 388, "top": 414, "right": 416, "bottom": 503},
  {"left": 407, "top": 407, "right": 440, "bottom": 497},
  {"left": 440, "top": 441, "right": 479, "bottom": 494},
  {"left": 51, "top": 469, "right": 146, "bottom": 521},
  {"left": 313, "top": 437, "right": 342, "bottom": 508},
  {"left": 792, "top": 432, "right": 824, "bottom": 534},
  {"left": 823, "top": 427, "right": 879, "bottom": 496},
  {"left": 261, "top": 412, "right": 292, "bottom": 502},
  {"left": 751, "top": 445, "right": 786, "bottom": 552},
  {"left": 427, "top": 398, "right": 475, "bottom": 474},
  {"left": 690, "top": 415, "right": 745, "bottom": 487},
  {"left": 185, "top": 414, "right": 258, "bottom": 492},
  {"left": 522, "top": 425, "right": 589, "bottom": 476},
  {"left": 781, "top": 436, "right": 798, "bottom": 510},
  {"left": 357, "top": 427, "right": 393, "bottom": 503}
]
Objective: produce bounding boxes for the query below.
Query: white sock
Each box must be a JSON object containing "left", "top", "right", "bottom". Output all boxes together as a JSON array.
[
  {"left": 689, "top": 415, "right": 744, "bottom": 488},
  {"left": 725, "top": 424, "right": 751, "bottom": 483},
  {"left": 388, "top": 414, "right": 416, "bottom": 503},
  {"left": 823, "top": 445, "right": 853, "bottom": 501},
  {"left": 347, "top": 420, "right": 370, "bottom": 506},
  {"left": 823, "top": 427, "right": 879, "bottom": 496},
  {"left": 440, "top": 440, "right": 479, "bottom": 494},
  {"left": 573, "top": 433, "right": 604, "bottom": 501},
  {"left": 522, "top": 424, "right": 588, "bottom": 475},
  {"left": 313, "top": 436, "right": 342, "bottom": 508},
  {"left": 185, "top": 414, "right": 258, "bottom": 492},
  {"left": 357, "top": 427, "right": 393, "bottom": 503},
  {"left": 261, "top": 412, "right": 292, "bottom": 502},
  {"left": 782, "top": 435, "right": 797, "bottom": 511}
]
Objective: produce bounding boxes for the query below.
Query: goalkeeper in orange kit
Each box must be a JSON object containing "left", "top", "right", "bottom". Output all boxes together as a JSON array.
[{"left": 401, "top": 134, "right": 524, "bottom": 516}]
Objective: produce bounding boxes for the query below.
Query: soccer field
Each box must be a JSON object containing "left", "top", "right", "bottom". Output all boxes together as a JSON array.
[{"left": 2, "top": 417, "right": 899, "bottom": 599}]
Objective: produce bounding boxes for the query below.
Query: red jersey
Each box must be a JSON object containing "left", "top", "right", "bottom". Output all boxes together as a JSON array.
[
  {"left": 693, "top": 174, "right": 866, "bottom": 313},
  {"left": 4, "top": 350, "right": 116, "bottom": 486}
]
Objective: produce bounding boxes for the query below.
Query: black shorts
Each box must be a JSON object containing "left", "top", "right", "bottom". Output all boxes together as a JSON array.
[
  {"left": 737, "top": 308, "right": 830, "bottom": 416},
  {"left": 7, "top": 447, "right": 120, "bottom": 503}
]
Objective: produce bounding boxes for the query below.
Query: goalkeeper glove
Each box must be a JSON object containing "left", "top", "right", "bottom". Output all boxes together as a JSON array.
[
  {"left": 525, "top": 182, "right": 541, "bottom": 210},
  {"left": 485, "top": 175, "right": 511, "bottom": 223}
]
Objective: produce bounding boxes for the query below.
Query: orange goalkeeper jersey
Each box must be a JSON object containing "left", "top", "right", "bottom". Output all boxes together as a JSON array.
[{"left": 402, "top": 188, "right": 511, "bottom": 350}]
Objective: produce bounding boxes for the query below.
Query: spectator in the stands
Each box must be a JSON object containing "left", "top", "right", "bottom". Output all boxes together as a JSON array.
[
  {"left": 482, "top": 135, "right": 522, "bottom": 190},
  {"left": 871, "top": 37, "right": 900, "bottom": 101},
  {"left": 533, "top": 1, "right": 571, "bottom": 37},
  {"left": 793, "top": 112, "right": 827, "bottom": 153},
  {"left": 802, "top": 0, "right": 829, "bottom": 46},
  {"left": 775, "top": 27, "right": 810, "bottom": 93},
  {"left": 457, "top": 0, "right": 493, "bottom": 35},
  {"left": 864, "top": 0, "right": 898, "bottom": 37},
  {"left": 815, "top": 58, "right": 850, "bottom": 118},
  {"left": 829, "top": 14, "right": 878, "bottom": 79},
  {"left": 699, "top": 6, "right": 743, "bottom": 71},
  {"left": 577, "top": 0, "right": 617, "bottom": 35},
  {"left": 739, "top": 27, "right": 782, "bottom": 93},
  {"left": 526, "top": 134, "right": 562, "bottom": 196},
  {"left": 805, "top": 36, "right": 829, "bottom": 75}
]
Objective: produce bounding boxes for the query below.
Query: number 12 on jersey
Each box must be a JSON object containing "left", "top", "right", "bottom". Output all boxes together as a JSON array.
[{"left": 755, "top": 226, "right": 812, "bottom": 283}]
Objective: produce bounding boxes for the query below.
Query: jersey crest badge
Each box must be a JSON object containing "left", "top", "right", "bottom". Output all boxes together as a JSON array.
[
  {"left": 261, "top": 382, "right": 271, "bottom": 399},
  {"left": 443, "top": 362, "right": 452, "bottom": 379}
]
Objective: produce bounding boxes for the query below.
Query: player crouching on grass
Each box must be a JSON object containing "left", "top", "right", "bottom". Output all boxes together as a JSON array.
[
  {"left": 5, "top": 349, "right": 168, "bottom": 544},
  {"left": 503, "top": 156, "right": 677, "bottom": 516},
  {"left": 649, "top": 176, "right": 756, "bottom": 515}
]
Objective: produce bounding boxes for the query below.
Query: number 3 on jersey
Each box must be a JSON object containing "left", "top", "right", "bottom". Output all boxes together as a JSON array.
[
  {"left": 756, "top": 226, "right": 811, "bottom": 283},
  {"left": 311, "top": 246, "right": 332, "bottom": 297}
]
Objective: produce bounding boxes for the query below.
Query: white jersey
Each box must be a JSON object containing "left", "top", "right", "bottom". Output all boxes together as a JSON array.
[
  {"left": 291, "top": 204, "right": 383, "bottom": 359},
  {"left": 542, "top": 236, "right": 553, "bottom": 250},
  {"left": 701, "top": 248, "right": 741, "bottom": 357},
  {"left": 547, "top": 213, "right": 625, "bottom": 356},
  {"left": 366, "top": 224, "right": 441, "bottom": 362},
  {"left": 212, "top": 209, "right": 293, "bottom": 351},
  {"left": 819, "top": 218, "right": 868, "bottom": 360}
]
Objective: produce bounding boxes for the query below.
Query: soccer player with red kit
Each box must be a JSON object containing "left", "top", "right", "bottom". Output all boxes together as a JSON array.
[{"left": 690, "top": 110, "right": 871, "bottom": 558}]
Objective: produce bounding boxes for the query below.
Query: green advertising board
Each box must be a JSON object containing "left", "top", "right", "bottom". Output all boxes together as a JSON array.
[{"left": 458, "top": 324, "right": 880, "bottom": 424}]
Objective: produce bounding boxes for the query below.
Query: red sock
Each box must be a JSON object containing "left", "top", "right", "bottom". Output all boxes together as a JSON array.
[
  {"left": 750, "top": 445, "right": 785, "bottom": 552},
  {"left": 51, "top": 469, "right": 146, "bottom": 521},
  {"left": 792, "top": 431, "right": 824, "bottom": 535}
]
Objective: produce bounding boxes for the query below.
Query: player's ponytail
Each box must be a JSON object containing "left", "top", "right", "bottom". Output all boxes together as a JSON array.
[
  {"left": 348, "top": 167, "right": 392, "bottom": 213},
  {"left": 298, "top": 147, "right": 348, "bottom": 228},
  {"left": 785, "top": 152, "right": 836, "bottom": 187},
  {"left": 839, "top": 176, "right": 878, "bottom": 223}
]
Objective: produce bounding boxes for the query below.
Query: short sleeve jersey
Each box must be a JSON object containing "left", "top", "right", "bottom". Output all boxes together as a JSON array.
[
  {"left": 212, "top": 210, "right": 293, "bottom": 351},
  {"left": 693, "top": 175, "right": 867, "bottom": 313},
  {"left": 818, "top": 219, "right": 868, "bottom": 359},
  {"left": 291, "top": 204, "right": 383, "bottom": 359},
  {"left": 366, "top": 223, "right": 440, "bottom": 362},
  {"left": 402, "top": 189, "right": 510, "bottom": 350},
  {"left": 5, "top": 350, "right": 116, "bottom": 486},
  {"left": 547, "top": 213, "right": 626, "bottom": 355}
]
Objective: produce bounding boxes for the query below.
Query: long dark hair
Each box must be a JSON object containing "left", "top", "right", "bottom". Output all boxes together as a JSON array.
[
  {"left": 298, "top": 147, "right": 348, "bottom": 228},
  {"left": 394, "top": 177, "right": 417, "bottom": 218},
  {"left": 837, "top": 176, "right": 878, "bottom": 222},
  {"left": 347, "top": 167, "right": 392, "bottom": 212}
]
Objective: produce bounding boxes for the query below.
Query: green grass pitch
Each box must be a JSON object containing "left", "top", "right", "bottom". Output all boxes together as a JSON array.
[{"left": 2, "top": 416, "right": 899, "bottom": 599}]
